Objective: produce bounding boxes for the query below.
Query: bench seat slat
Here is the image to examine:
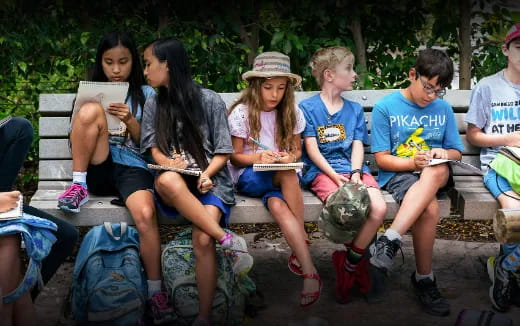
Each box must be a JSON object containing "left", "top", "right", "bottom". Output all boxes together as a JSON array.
[
  {"left": 456, "top": 189, "right": 498, "bottom": 220},
  {"left": 30, "top": 188, "right": 450, "bottom": 225}
]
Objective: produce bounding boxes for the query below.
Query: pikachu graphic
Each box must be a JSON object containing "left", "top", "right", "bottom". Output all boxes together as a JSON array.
[{"left": 396, "top": 125, "right": 430, "bottom": 158}]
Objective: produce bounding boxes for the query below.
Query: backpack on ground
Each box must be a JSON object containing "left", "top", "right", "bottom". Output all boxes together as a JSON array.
[
  {"left": 162, "top": 227, "right": 255, "bottom": 326},
  {"left": 71, "top": 222, "right": 147, "bottom": 325},
  {"left": 454, "top": 309, "right": 513, "bottom": 326}
]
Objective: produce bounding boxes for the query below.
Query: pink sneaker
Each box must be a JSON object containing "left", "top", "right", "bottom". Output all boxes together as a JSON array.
[
  {"left": 147, "top": 291, "right": 175, "bottom": 325},
  {"left": 57, "top": 183, "right": 89, "bottom": 213}
]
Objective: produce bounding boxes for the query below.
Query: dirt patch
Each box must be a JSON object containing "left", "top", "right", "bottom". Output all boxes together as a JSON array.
[{"left": 74, "top": 215, "right": 496, "bottom": 245}]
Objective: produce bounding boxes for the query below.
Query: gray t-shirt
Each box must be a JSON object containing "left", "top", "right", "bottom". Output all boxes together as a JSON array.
[
  {"left": 465, "top": 70, "right": 520, "bottom": 172},
  {"left": 140, "top": 88, "right": 235, "bottom": 205}
]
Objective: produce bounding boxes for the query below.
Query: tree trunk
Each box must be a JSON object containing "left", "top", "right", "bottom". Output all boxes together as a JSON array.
[
  {"left": 493, "top": 209, "right": 520, "bottom": 243},
  {"left": 458, "top": 0, "right": 472, "bottom": 89},
  {"left": 157, "top": 0, "right": 169, "bottom": 34},
  {"left": 231, "top": 1, "right": 259, "bottom": 66},
  {"left": 351, "top": 18, "right": 368, "bottom": 89}
]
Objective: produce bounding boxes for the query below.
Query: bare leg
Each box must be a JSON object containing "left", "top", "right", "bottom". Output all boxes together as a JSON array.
[
  {"left": 0, "top": 235, "right": 19, "bottom": 325},
  {"left": 390, "top": 165, "right": 448, "bottom": 235},
  {"left": 0, "top": 236, "right": 36, "bottom": 325},
  {"left": 125, "top": 190, "right": 160, "bottom": 279},
  {"left": 497, "top": 191, "right": 520, "bottom": 209},
  {"left": 411, "top": 200, "right": 440, "bottom": 275},
  {"left": 273, "top": 172, "right": 308, "bottom": 272},
  {"left": 192, "top": 205, "right": 222, "bottom": 320},
  {"left": 69, "top": 102, "right": 110, "bottom": 170},
  {"left": 353, "top": 187, "right": 386, "bottom": 249},
  {"left": 267, "top": 197, "right": 319, "bottom": 305},
  {"left": 155, "top": 172, "right": 226, "bottom": 241},
  {"left": 13, "top": 293, "right": 36, "bottom": 326},
  {"left": 273, "top": 170, "right": 304, "bottom": 224}
]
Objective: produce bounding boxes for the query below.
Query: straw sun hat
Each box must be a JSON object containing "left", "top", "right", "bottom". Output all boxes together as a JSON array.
[{"left": 241, "top": 51, "right": 302, "bottom": 86}]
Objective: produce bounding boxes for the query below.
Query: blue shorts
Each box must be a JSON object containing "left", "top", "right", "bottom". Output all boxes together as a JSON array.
[
  {"left": 483, "top": 169, "right": 513, "bottom": 199},
  {"left": 236, "top": 167, "right": 285, "bottom": 209},
  {"left": 155, "top": 191, "right": 231, "bottom": 227}
]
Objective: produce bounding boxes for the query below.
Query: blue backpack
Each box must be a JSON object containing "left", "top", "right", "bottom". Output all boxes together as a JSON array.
[{"left": 71, "top": 222, "right": 147, "bottom": 325}]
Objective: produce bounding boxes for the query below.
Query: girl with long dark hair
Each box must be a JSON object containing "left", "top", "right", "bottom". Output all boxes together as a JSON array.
[
  {"left": 56, "top": 31, "right": 174, "bottom": 324},
  {"left": 140, "top": 37, "right": 236, "bottom": 325}
]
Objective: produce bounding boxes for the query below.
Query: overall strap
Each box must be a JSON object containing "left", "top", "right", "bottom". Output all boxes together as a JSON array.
[{"left": 2, "top": 258, "right": 40, "bottom": 304}]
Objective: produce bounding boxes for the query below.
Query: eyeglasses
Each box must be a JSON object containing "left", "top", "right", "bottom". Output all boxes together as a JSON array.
[{"left": 416, "top": 72, "right": 446, "bottom": 97}]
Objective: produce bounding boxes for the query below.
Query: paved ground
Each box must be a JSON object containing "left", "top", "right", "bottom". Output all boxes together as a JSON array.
[{"left": 34, "top": 234, "right": 520, "bottom": 326}]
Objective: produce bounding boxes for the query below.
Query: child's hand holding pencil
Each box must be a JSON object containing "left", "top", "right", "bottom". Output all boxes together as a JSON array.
[
  {"left": 409, "top": 140, "right": 431, "bottom": 170},
  {"left": 249, "top": 137, "right": 281, "bottom": 162}
]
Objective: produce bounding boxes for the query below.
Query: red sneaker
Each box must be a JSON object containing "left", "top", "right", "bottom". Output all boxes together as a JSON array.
[{"left": 332, "top": 250, "right": 355, "bottom": 304}]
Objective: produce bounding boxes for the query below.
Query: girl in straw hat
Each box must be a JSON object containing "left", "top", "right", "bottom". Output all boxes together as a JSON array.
[{"left": 228, "top": 52, "right": 322, "bottom": 308}]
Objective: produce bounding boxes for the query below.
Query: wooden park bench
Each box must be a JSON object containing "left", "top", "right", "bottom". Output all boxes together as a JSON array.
[{"left": 29, "top": 89, "right": 496, "bottom": 225}]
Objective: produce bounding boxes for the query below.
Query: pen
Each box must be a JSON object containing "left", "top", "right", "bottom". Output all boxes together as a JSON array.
[
  {"left": 409, "top": 140, "right": 423, "bottom": 152},
  {"left": 249, "top": 137, "right": 280, "bottom": 160}
]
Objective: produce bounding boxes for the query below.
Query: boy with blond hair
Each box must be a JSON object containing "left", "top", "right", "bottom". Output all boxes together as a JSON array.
[{"left": 300, "top": 46, "right": 387, "bottom": 303}]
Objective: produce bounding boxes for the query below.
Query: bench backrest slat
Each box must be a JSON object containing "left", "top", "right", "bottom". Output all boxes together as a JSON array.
[{"left": 38, "top": 89, "right": 476, "bottom": 182}]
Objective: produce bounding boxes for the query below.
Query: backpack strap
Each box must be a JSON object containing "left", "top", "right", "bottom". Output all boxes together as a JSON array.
[
  {"left": 103, "top": 222, "right": 127, "bottom": 241},
  {"left": 2, "top": 258, "right": 40, "bottom": 304}
]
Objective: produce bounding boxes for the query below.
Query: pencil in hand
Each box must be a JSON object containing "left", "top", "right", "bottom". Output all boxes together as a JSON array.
[{"left": 249, "top": 137, "right": 280, "bottom": 160}]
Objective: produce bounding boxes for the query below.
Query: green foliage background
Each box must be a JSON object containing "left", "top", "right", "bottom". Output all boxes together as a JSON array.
[{"left": 0, "top": 0, "right": 516, "bottom": 192}]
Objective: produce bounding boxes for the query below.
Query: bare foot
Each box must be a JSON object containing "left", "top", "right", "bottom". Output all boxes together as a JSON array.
[{"left": 301, "top": 273, "right": 321, "bottom": 306}]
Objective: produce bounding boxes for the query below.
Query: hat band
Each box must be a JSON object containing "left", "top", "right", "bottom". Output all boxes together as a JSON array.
[{"left": 254, "top": 61, "right": 291, "bottom": 74}]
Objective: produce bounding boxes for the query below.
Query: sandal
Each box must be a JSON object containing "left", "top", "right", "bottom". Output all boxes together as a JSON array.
[
  {"left": 288, "top": 240, "right": 311, "bottom": 276},
  {"left": 300, "top": 273, "right": 322, "bottom": 308}
]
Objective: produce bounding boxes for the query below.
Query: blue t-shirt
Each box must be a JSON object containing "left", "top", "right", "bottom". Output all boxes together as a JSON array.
[
  {"left": 371, "top": 91, "right": 464, "bottom": 187},
  {"left": 109, "top": 85, "right": 155, "bottom": 169},
  {"left": 299, "top": 94, "right": 370, "bottom": 185}
]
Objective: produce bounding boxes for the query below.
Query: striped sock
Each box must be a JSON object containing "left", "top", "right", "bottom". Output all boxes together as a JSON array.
[{"left": 344, "top": 245, "right": 364, "bottom": 272}]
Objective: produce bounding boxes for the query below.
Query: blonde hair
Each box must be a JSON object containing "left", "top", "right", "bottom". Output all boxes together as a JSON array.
[
  {"left": 309, "top": 46, "right": 354, "bottom": 87},
  {"left": 229, "top": 77, "right": 298, "bottom": 152}
]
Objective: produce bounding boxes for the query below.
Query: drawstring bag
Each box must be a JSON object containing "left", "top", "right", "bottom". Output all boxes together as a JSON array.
[{"left": 489, "top": 146, "right": 520, "bottom": 194}]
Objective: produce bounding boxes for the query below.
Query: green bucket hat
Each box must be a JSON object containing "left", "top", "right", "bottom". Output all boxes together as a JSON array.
[{"left": 318, "top": 182, "right": 370, "bottom": 244}]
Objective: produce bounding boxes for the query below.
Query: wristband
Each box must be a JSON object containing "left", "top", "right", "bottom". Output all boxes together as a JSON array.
[{"left": 351, "top": 169, "right": 363, "bottom": 178}]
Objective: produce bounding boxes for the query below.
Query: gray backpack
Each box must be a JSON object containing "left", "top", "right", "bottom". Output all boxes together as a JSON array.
[{"left": 161, "top": 227, "right": 255, "bottom": 325}]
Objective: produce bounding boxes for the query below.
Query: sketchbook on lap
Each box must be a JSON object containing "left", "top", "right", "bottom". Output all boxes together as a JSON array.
[
  {"left": 147, "top": 164, "right": 202, "bottom": 176},
  {"left": 0, "top": 193, "right": 23, "bottom": 220},
  {"left": 72, "top": 81, "right": 129, "bottom": 135},
  {"left": 500, "top": 146, "right": 520, "bottom": 160},
  {"left": 428, "top": 159, "right": 483, "bottom": 175},
  {"left": 253, "top": 162, "right": 304, "bottom": 171}
]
